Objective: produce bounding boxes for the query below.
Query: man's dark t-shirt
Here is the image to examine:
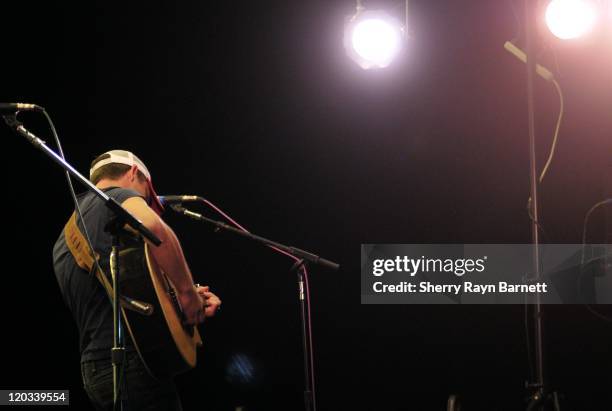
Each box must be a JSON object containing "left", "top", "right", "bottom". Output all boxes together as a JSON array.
[{"left": 53, "top": 187, "right": 143, "bottom": 363}]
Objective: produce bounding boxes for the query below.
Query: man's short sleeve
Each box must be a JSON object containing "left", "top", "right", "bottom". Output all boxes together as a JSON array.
[{"left": 107, "top": 188, "right": 144, "bottom": 204}]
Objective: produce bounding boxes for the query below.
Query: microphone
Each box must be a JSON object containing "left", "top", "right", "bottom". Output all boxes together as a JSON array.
[
  {"left": 158, "top": 195, "right": 199, "bottom": 206},
  {"left": 0, "top": 103, "right": 44, "bottom": 114}
]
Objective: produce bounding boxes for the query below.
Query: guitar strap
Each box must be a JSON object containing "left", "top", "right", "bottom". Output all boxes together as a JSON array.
[{"left": 63, "top": 211, "right": 116, "bottom": 300}]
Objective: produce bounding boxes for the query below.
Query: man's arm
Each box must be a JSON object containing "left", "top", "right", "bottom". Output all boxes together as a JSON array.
[{"left": 121, "top": 196, "right": 205, "bottom": 325}]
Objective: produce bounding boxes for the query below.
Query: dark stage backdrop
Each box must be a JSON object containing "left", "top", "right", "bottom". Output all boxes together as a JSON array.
[{"left": 1, "top": 1, "right": 611, "bottom": 410}]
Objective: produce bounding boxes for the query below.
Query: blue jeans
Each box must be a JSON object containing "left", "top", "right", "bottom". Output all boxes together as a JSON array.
[{"left": 81, "top": 351, "right": 183, "bottom": 411}]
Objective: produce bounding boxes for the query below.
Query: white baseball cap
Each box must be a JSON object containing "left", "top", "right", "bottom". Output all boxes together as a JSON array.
[{"left": 90, "top": 150, "right": 165, "bottom": 215}]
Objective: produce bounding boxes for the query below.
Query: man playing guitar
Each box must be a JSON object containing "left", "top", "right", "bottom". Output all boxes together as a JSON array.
[{"left": 52, "top": 150, "right": 220, "bottom": 410}]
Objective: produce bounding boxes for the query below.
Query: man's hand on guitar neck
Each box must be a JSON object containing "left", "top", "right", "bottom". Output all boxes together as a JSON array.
[
  {"left": 178, "top": 288, "right": 207, "bottom": 325},
  {"left": 196, "top": 285, "right": 221, "bottom": 318},
  {"left": 178, "top": 286, "right": 221, "bottom": 324}
]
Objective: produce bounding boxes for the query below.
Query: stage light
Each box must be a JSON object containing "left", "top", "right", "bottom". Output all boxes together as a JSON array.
[
  {"left": 545, "top": 0, "right": 597, "bottom": 40},
  {"left": 344, "top": 8, "right": 405, "bottom": 69}
]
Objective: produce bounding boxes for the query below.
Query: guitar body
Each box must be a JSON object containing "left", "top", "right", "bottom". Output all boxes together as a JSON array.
[{"left": 117, "top": 243, "right": 202, "bottom": 379}]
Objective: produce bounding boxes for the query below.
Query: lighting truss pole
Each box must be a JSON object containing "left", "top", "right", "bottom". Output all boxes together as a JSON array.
[{"left": 524, "top": 0, "right": 546, "bottom": 409}]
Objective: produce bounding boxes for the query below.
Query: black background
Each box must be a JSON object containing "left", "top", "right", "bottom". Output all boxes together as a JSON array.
[{"left": 1, "top": 1, "right": 611, "bottom": 410}]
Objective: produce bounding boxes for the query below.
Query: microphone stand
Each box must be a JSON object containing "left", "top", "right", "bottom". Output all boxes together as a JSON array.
[
  {"left": 169, "top": 204, "right": 339, "bottom": 411},
  {"left": 522, "top": 3, "right": 561, "bottom": 410},
  {"left": 3, "top": 114, "right": 162, "bottom": 411}
]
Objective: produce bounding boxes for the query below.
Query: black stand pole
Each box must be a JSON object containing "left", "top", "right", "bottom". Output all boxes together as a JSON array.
[
  {"left": 170, "top": 204, "right": 337, "bottom": 411},
  {"left": 523, "top": 0, "right": 545, "bottom": 406},
  {"left": 523, "top": 3, "right": 560, "bottom": 410},
  {"left": 291, "top": 260, "right": 315, "bottom": 411},
  {"left": 108, "top": 225, "right": 128, "bottom": 411},
  {"left": 3, "top": 114, "right": 162, "bottom": 411}
]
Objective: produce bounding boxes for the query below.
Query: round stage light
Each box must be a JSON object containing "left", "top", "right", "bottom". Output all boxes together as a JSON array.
[
  {"left": 345, "top": 10, "right": 404, "bottom": 70},
  {"left": 545, "top": 0, "right": 597, "bottom": 40},
  {"left": 352, "top": 19, "right": 402, "bottom": 67}
]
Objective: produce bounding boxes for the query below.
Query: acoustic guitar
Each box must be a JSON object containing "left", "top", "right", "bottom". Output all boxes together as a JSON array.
[{"left": 117, "top": 243, "right": 203, "bottom": 379}]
